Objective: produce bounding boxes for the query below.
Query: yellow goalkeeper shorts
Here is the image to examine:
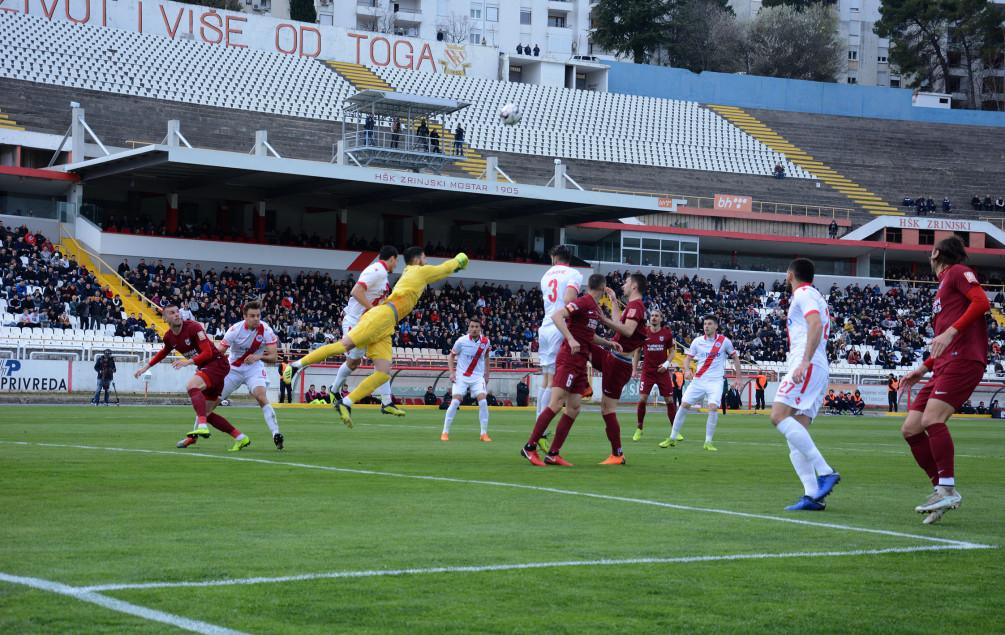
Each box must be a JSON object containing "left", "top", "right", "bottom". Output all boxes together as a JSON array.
[{"left": 346, "top": 304, "right": 395, "bottom": 361}]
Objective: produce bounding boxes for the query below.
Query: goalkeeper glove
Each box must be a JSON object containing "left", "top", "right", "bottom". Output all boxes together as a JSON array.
[{"left": 455, "top": 252, "right": 469, "bottom": 270}]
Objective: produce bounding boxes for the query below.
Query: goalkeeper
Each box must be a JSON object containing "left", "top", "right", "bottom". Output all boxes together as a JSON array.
[{"left": 285, "top": 246, "right": 468, "bottom": 426}]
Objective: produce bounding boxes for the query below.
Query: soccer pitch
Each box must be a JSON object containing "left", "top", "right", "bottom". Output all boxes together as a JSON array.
[{"left": 2, "top": 405, "right": 1002, "bottom": 633}]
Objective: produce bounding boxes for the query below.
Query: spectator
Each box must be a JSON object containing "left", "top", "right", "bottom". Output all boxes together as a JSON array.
[
  {"left": 516, "top": 44, "right": 523, "bottom": 54},
  {"left": 532, "top": 44, "right": 540, "bottom": 56},
  {"left": 454, "top": 123, "right": 465, "bottom": 156},
  {"left": 364, "top": 114, "right": 375, "bottom": 146},
  {"left": 984, "top": 195, "right": 993, "bottom": 211},
  {"left": 304, "top": 384, "right": 318, "bottom": 403},
  {"left": 91, "top": 349, "right": 116, "bottom": 406},
  {"left": 902, "top": 196, "right": 914, "bottom": 208},
  {"left": 942, "top": 196, "right": 951, "bottom": 213},
  {"left": 976, "top": 401, "right": 988, "bottom": 415},
  {"left": 391, "top": 117, "right": 401, "bottom": 149},
  {"left": 773, "top": 162, "right": 785, "bottom": 179},
  {"left": 997, "top": 197, "right": 1005, "bottom": 212},
  {"left": 424, "top": 386, "right": 439, "bottom": 405},
  {"left": 416, "top": 119, "right": 429, "bottom": 151},
  {"left": 971, "top": 194, "right": 982, "bottom": 211},
  {"left": 828, "top": 219, "right": 838, "bottom": 239},
  {"left": 430, "top": 128, "right": 441, "bottom": 154},
  {"left": 117, "top": 259, "right": 130, "bottom": 276}
]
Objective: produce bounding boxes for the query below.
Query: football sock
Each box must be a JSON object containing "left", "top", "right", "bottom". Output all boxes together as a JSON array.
[
  {"left": 298, "top": 342, "right": 347, "bottom": 368},
  {"left": 347, "top": 371, "right": 390, "bottom": 404},
  {"left": 478, "top": 399, "right": 489, "bottom": 435},
  {"left": 373, "top": 378, "right": 393, "bottom": 406},
  {"left": 187, "top": 387, "right": 207, "bottom": 421},
  {"left": 669, "top": 405, "right": 689, "bottom": 440},
  {"left": 261, "top": 403, "right": 279, "bottom": 435},
  {"left": 788, "top": 440, "right": 818, "bottom": 497},
  {"left": 602, "top": 412, "right": 622, "bottom": 455},
  {"left": 636, "top": 397, "right": 647, "bottom": 428},
  {"left": 443, "top": 399, "right": 461, "bottom": 434},
  {"left": 926, "top": 422, "right": 956, "bottom": 487},
  {"left": 537, "top": 387, "right": 552, "bottom": 417},
  {"left": 207, "top": 413, "right": 235, "bottom": 435},
  {"left": 705, "top": 409, "right": 719, "bottom": 444},
  {"left": 665, "top": 399, "right": 677, "bottom": 424},
  {"left": 333, "top": 361, "right": 353, "bottom": 391},
  {"left": 776, "top": 417, "right": 834, "bottom": 476},
  {"left": 528, "top": 406, "right": 557, "bottom": 446},
  {"left": 905, "top": 431, "right": 939, "bottom": 486},
  {"left": 550, "top": 414, "right": 575, "bottom": 454}
]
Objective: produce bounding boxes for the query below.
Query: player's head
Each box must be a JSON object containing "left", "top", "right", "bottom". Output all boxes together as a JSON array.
[
  {"left": 378, "top": 245, "right": 399, "bottom": 269},
  {"left": 649, "top": 308, "right": 663, "bottom": 327},
  {"left": 162, "top": 304, "right": 183, "bottom": 328},
  {"left": 623, "top": 272, "right": 647, "bottom": 297},
  {"left": 587, "top": 272, "right": 606, "bottom": 297},
  {"left": 308, "top": 384, "right": 316, "bottom": 391},
  {"left": 702, "top": 314, "right": 718, "bottom": 337},
  {"left": 242, "top": 300, "right": 262, "bottom": 329},
  {"left": 930, "top": 236, "right": 967, "bottom": 273},
  {"left": 404, "top": 246, "right": 426, "bottom": 266},
  {"left": 467, "top": 317, "right": 482, "bottom": 338},
  {"left": 787, "top": 258, "right": 815, "bottom": 288},
  {"left": 549, "top": 244, "right": 573, "bottom": 265}
]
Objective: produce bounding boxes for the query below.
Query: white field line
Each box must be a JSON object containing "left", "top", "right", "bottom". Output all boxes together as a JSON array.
[
  {"left": 75, "top": 544, "right": 991, "bottom": 593},
  {"left": 0, "top": 440, "right": 991, "bottom": 550},
  {"left": 0, "top": 572, "right": 247, "bottom": 635}
]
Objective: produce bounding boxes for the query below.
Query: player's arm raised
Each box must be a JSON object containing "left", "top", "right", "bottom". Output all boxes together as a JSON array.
[
  {"left": 605, "top": 286, "right": 622, "bottom": 323},
  {"left": 420, "top": 253, "right": 469, "bottom": 285},
  {"left": 134, "top": 345, "right": 171, "bottom": 378},
  {"left": 793, "top": 312, "right": 822, "bottom": 384}
]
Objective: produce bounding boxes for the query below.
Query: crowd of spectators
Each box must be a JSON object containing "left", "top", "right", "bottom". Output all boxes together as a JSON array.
[
  {"left": 971, "top": 194, "right": 1005, "bottom": 213},
  {"left": 0, "top": 221, "right": 154, "bottom": 339}
]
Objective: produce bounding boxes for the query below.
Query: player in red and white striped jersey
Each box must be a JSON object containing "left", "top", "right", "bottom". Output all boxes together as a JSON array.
[{"left": 441, "top": 318, "right": 493, "bottom": 442}]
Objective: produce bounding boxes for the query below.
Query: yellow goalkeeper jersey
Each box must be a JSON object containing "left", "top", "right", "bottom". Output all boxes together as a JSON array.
[{"left": 384, "top": 257, "right": 462, "bottom": 320}]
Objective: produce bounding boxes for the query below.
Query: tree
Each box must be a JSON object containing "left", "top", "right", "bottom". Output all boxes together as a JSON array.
[
  {"left": 665, "top": 0, "right": 746, "bottom": 73},
  {"left": 289, "top": 0, "right": 316, "bottom": 23},
  {"left": 761, "top": 0, "right": 836, "bottom": 9},
  {"left": 949, "top": 0, "right": 1005, "bottom": 109},
  {"left": 437, "top": 13, "right": 473, "bottom": 44},
  {"left": 874, "top": 0, "right": 953, "bottom": 93},
  {"left": 376, "top": 4, "right": 397, "bottom": 34},
  {"left": 591, "top": 0, "right": 674, "bottom": 64},
  {"left": 176, "top": 0, "right": 242, "bottom": 11},
  {"left": 746, "top": 3, "right": 842, "bottom": 81}
]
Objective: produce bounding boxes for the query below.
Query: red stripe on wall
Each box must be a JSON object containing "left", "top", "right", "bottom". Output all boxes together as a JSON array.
[{"left": 346, "top": 251, "right": 378, "bottom": 272}]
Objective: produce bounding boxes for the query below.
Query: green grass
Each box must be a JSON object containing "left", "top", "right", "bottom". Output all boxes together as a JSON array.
[{"left": 1, "top": 405, "right": 1003, "bottom": 633}]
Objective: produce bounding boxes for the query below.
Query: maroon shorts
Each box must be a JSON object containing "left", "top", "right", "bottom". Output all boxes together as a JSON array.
[
  {"left": 553, "top": 350, "right": 590, "bottom": 396},
  {"left": 910, "top": 360, "right": 985, "bottom": 413},
  {"left": 600, "top": 350, "right": 634, "bottom": 399},
  {"left": 196, "top": 357, "right": 231, "bottom": 401},
  {"left": 639, "top": 370, "right": 673, "bottom": 397}
]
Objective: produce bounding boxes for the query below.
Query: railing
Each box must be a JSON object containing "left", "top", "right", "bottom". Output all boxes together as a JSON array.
[
  {"left": 590, "top": 187, "right": 855, "bottom": 220},
  {"left": 344, "top": 129, "right": 469, "bottom": 157},
  {"left": 981, "top": 216, "right": 1005, "bottom": 229}
]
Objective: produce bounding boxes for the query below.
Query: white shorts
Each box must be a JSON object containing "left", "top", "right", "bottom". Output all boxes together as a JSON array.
[
  {"left": 221, "top": 361, "right": 269, "bottom": 400},
  {"left": 342, "top": 317, "right": 367, "bottom": 361},
  {"left": 774, "top": 363, "right": 828, "bottom": 420},
  {"left": 682, "top": 377, "right": 723, "bottom": 407},
  {"left": 452, "top": 375, "right": 486, "bottom": 398},
  {"left": 538, "top": 323, "right": 563, "bottom": 373}
]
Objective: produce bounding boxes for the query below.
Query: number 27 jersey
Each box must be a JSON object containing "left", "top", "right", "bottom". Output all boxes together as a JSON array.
[{"left": 540, "top": 265, "right": 583, "bottom": 328}]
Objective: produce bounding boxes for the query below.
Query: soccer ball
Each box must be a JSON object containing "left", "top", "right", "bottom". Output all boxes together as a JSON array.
[
  {"left": 220, "top": 399, "right": 232, "bottom": 407},
  {"left": 498, "top": 103, "right": 522, "bottom": 126}
]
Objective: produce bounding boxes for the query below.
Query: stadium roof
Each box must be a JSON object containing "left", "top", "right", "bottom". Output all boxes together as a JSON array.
[
  {"left": 60, "top": 145, "right": 682, "bottom": 227},
  {"left": 343, "top": 90, "right": 470, "bottom": 118},
  {"left": 0, "top": 166, "right": 78, "bottom": 196}
]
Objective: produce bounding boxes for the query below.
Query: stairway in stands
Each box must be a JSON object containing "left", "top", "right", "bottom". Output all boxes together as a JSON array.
[
  {"left": 0, "top": 108, "right": 25, "bottom": 131},
  {"left": 709, "top": 105, "right": 901, "bottom": 216},
  {"left": 992, "top": 306, "right": 1005, "bottom": 329},
  {"left": 322, "top": 61, "right": 489, "bottom": 179},
  {"left": 60, "top": 237, "right": 168, "bottom": 333}
]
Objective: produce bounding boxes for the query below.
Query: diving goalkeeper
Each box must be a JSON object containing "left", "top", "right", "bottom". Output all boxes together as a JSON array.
[{"left": 284, "top": 246, "right": 468, "bottom": 426}]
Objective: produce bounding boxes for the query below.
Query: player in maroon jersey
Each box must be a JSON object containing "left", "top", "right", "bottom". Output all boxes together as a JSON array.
[
  {"left": 522, "top": 274, "right": 622, "bottom": 466},
  {"left": 590, "top": 272, "right": 648, "bottom": 465},
  {"left": 634, "top": 308, "right": 677, "bottom": 441},
  {"left": 134, "top": 305, "right": 251, "bottom": 451},
  {"left": 898, "top": 236, "right": 990, "bottom": 524}
]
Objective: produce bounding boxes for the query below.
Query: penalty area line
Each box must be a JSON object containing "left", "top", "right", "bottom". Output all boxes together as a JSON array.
[
  {"left": 0, "top": 440, "right": 994, "bottom": 551},
  {"left": 77, "top": 545, "right": 992, "bottom": 593},
  {"left": 0, "top": 572, "right": 247, "bottom": 635}
]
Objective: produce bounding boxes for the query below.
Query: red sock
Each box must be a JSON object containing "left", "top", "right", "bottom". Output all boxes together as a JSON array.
[
  {"left": 549, "top": 414, "right": 575, "bottom": 454},
  {"left": 636, "top": 400, "right": 647, "bottom": 429},
  {"left": 207, "top": 413, "right": 241, "bottom": 438},
  {"left": 602, "top": 412, "right": 622, "bottom": 456},
  {"left": 665, "top": 400, "right": 677, "bottom": 425},
  {"left": 905, "top": 432, "right": 938, "bottom": 486},
  {"left": 187, "top": 387, "right": 207, "bottom": 422},
  {"left": 926, "top": 423, "right": 955, "bottom": 484},
  {"left": 528, "top": 406, "right": 557, "bottom": 446}
]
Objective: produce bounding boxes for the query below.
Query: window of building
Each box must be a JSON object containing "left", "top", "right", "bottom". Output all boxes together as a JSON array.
[
  {"left": 547, "top": 14, "right": 566, "bottom": 28},
  {"left": 469, "top": 30, "right": 482, "bottom": 44},
  {"left": 955, "top": 231, "right": 970, "bottom": 247},
  {"left": 470, "top": 3, "right": 482, "bottom": 20},
  {"left": 919, "top": 229, "right": 935, "bottom": 245},
  {"left": 520, "top": 9, "right": 532, "bottom": 25},
  {"left": 885, "top": 227, "right": 902, "bottom": 243},
  {"left": 848, "top": 50, "right": 858, "bottom": 60},
  {"left": 486, "top": 5, "right": 498, "bottom": 22},
  {"left": 890, "top": 77, "right": 901, "bottom": 88},
  {"left": 617, "top": 233, "right": 698, "bottom": 269},
  {"left": 946, "top": 75, "right": 961, "bottom": 93},
  {"left": 877, "top": 55, "right": 888, "bottom": 63},
  {"left": 847, "top": 76, "right": 857, "bottom": 84}
]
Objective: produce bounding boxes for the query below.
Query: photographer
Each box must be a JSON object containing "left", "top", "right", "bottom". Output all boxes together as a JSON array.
[{"left": 91, "top": 349, "right": 116, "bottom": 406}]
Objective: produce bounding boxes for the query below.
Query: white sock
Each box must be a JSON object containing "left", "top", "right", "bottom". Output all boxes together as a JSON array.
[
  {"left": 261, "top": 403, "right": 280, "bottom": 435},
  {"left": 342, "top": 396, "right": 354, "bottom": 407},
  {"left": 235, "top": 432, "right": 247, "bottom": 441},
  {"left": 292, "top": 360, "right": 302, "bottom": 369},
  {"left": 776, "top": 417, "right": 833, "bottom": 476},
  {"left": 788, "top": 440, "right": 818, "bottom": 496},
  {"left": 443, "top": 399, "right": 461, "bottom": 434},
  {"left": 705, "top": 409, "right": 718, "bottom": 444},
  {"left": 478, "top": 398, "right": 489, "bottom": 435},
  {"left": 333, "top": 362, "right": 353, "bottom": 392},
  {"left": 537, "top": 387, "right": 551, "bottom": 417},
  {"left": 670, "top": 405, "right": 689, "bottom": 439},
  {"left": 938, "top": 478, "right": 956, "bottom": 487},
  {"left": 373, "top": 378, "right": 393, "bottom": 406}
]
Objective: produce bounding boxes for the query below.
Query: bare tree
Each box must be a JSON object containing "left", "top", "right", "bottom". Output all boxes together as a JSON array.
[
  {"left": 437, "top": 13, "right": 474, "bottom": 44},
  {"left": 376, "top": 4, "right": 397, "bottom": 34}
]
